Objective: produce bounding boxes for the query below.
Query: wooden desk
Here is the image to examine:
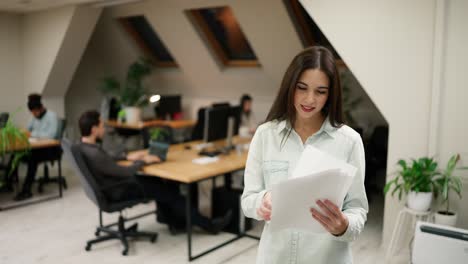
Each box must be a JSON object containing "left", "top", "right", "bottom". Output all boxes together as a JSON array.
[
  {"left": 121, "top": 136, "right": 257, "bottom": 261},
  {"left": 122, "top": 137, "right": 250, "bottom": 183},
  {"left": 106, "top": 119, "right": 195, "bottom": 130},
  {"left": 1, "top": 138, "right": 60, "bottom": 152}
]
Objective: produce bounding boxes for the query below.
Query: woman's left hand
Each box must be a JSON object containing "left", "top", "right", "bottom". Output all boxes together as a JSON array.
[{"left": 310, "top": 199, "right": 349, "bottom": 236}]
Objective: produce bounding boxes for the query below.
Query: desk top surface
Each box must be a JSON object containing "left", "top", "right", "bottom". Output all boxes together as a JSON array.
[
  {"left": 1, "top": 138, "right": 60, "bottom": 152},
  {"left": 120, "top": 137, "right": 251, "bottom": 183},
  {"left": 106, "top": 119, "right": 196, "bottom": 130}
]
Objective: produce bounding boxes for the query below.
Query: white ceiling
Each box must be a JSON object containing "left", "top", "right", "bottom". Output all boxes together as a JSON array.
[{"left": 0, "top": 0, "right": 139, "bottom": 13}]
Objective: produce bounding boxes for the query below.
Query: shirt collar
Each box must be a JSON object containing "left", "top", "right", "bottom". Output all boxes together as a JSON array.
[{"left": 276, "top": 117, "right": 337, "bottom": 139}]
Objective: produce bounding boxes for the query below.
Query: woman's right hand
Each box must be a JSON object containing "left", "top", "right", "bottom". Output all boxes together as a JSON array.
[{"left": 257, "top": 191, "right": 272, "bottom": 221}]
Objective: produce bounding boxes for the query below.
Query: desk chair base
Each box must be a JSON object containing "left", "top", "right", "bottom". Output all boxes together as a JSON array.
[{"left": 85, "top": 215, "right": 158, "bottom": 256}]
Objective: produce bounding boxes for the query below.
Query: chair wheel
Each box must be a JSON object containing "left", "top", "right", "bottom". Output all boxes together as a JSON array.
[
  {"left": 95, "top": 230, "right": 100, "bottom": 236},
  {"left": 122, "top": 249, "right": 128, "bottom": 256},
  {"left": 85, "top": 244, "right": 92, "bottom": 251},
  {"left": 150, "top": 235, "right": 157, "bottom": 243}
]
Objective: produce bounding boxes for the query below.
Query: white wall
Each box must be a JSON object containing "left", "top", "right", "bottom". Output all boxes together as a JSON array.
[
  {"left": 0, "top": 13, "right": 28, "bottom": 125},
  {"left": 438, "top": 0, "right": 468, "bottom": 229},
  {"left": 22, "top": 5, "right": 75, "bottom": 96},
  {"left": 22, "top": 5, "right": 101, "bottom": 118}
]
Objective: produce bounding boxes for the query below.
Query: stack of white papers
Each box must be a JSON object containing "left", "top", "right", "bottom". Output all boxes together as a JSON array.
[
  {"left": 269, "top": 145, "right": 357, "bottom": 233},
  {"left": 192, "top": 156, "right": 219, "bottom": 165}
]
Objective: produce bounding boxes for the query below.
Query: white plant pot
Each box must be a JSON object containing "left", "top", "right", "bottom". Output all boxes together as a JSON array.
[
  {"left": 124, "top": 107, "right": 141, "bottom": 124},
  {"left": 407, "top": 191, "right": 432, "bottom": 212},
  {"left": 434, "top": 211, "right": 457, "bottom": 227}
]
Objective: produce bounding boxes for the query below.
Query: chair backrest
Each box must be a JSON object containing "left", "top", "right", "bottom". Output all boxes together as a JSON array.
[
  {"left": 61, "top": 138, "right": 106, "bottom": 209},
  {"left": 0, "top": 112, "right": 9, "bottom": 129},
  {"left": 191, "top": 107, "right": 206, "bottom": 140},
  {"left": 56, "top": 118, "right": 67, "bottom": 139}
]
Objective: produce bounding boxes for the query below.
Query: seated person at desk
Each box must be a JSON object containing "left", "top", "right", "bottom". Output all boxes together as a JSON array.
[
  {"left": 77, "top": 110, "right": 231, "bottom": 234},
  {"left": 14, "top": 94, "right": 60, "bottom": 201},
  {"left": 239, "top": 94, "right": 257, "bottom": 136}
]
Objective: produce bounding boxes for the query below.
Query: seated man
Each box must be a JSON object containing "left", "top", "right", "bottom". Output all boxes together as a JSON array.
[
  {"left": 77, "top": 110, "right": 231, "bottom": 234},
  {"left": 14, "top": 94, "right": 60, "bottom": 201}
]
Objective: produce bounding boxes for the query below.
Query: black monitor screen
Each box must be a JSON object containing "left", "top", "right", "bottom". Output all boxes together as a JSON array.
[
  {"left": 156, "top": 95, "right": 181, "bottom": 119},
  {"left": 205, "top": 105, "right": 241, "bottom": 142}
]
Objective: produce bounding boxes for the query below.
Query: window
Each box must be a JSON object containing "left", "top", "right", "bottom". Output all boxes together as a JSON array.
[
  {"left": 285, "top": 0, "right": 344, "bottom": 66},
  {"left": 119, "top": 15, "right": 177, "bottom": 67},
  {"left": 187, "top": 6, "right": 260, "bottom": 67}
]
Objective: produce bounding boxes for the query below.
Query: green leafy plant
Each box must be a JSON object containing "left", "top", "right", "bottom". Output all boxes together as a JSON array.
[
  {"left": 148, "top": 127, "right": 170, "bottom": 161},
  {"left": 434, "top": 154, "right": 466, "bottom": 214},
  {"left": 384, "top": 157, "right": 439, "bottom": 200},
  {"left": 98, "top": 57, "right": 154, "bottom": 107},
  {"left": 0, "top": 117, "right": 30, "bottom": 187},
  {"left": 149, "top": 127, "right": 170, "bottom": 143}
]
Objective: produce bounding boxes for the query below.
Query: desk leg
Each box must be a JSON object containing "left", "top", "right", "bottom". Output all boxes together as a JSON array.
[
  {"left": 58, "top": 159, "right": 63, "bottom": 198},
  {"left": 224, "top": 173, "right": 232, "bottom": 190},
  {"left": 141, "top": 128, "right": 148, "bottom": 149},
  {"left": 186, "top": 183, "right": 193, "bottom": 261}
]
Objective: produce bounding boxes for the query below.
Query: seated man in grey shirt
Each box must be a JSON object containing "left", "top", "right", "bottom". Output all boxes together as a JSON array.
[
  {"left": 77, "top": 110, "right": 231, "bottom": 234},
  {"left": 14, "top": 94, "right": 60, "bottom": 201}
]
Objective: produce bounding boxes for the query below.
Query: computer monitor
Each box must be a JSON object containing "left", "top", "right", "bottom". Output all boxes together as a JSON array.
[
  {"left": 203, "top": 105, "right": 241, "bottom": 142},
  {"left": 212, "top": 102, "right": 230, "bottom": 108},
  {"left": 155, "top": 95, "right": 181, "bottom": 119},
  {"left": 204, "top": 106, "right": 230, "bottom": 142},
  {"left": 0, "top": 112, "right": 9, "bottom": 129}
]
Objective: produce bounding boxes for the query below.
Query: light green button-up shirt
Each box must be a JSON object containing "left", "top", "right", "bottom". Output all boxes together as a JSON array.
[{"left": 241, "top": 118, "right": 368, "bottom": 264}]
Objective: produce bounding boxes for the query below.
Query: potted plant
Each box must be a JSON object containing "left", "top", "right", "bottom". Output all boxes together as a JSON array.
[
  {"left": 384, "top": 157, "right": 439, "bottom": 212},
  {"left": 0, "top": 115, "right": 30, "bottom": 189},
  {"left": 148, "top": 127, "right": 170, "bottom": 161},
  {"left": 433, "top": 154, "right": 466, "bottom": 226},
  {"left": 98, "top": 57, "right": 154, "bottom": 124}
]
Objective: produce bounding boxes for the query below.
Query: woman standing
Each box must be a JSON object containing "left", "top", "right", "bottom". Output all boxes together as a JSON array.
[{"left": 241, "top": 46, "right": 368, "bottom": 264}]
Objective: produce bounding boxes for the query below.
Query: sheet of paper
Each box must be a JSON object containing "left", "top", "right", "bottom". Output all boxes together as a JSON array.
[
  {"left": 270, "top": 168, "right": 353, "bottom": 233},
  {"left": 28, "top": 137, "right": 39, "bottom": 143},
  {"left": 192, "top": 156, "right": 219, "bottom": 165},
  {"left": 292, "top": 145, "right": 357, "bottom": 179}
]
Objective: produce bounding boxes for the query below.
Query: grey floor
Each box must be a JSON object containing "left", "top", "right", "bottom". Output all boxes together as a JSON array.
[{"left": 0, "top": 164, "right": 409, "bottom": 264}]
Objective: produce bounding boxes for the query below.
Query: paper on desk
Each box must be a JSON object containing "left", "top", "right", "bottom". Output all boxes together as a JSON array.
[
  {"left": 292, "top": 145, "right": 357, "bottom": 179},
  {"left": 270, "top": 168, "right": 354, "bottom": 233},
  {"left": 28, "top": 137, "right": 39, "bottom": 143},
  {"left": 192, "top": 156, "right": 219, "bottom": 165}
]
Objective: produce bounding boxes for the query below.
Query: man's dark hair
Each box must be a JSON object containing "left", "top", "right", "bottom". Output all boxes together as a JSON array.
[
  {"left": 27, "top": 93, "right": 43, "bottom": 111},
  {"left": 79, "top": 110, "right": 100, "bottom": 137},
  {"left": 240, "top": 94, "right": 252, "bottom": 106}
]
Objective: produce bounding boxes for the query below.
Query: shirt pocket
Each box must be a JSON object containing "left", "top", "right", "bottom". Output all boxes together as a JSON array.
[{"left": 263, "top": 160, "right": 289, "bottom": 188}]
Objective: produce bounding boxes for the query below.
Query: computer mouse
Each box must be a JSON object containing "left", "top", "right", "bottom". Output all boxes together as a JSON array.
[{"left": 184, "top": 145, "right": 192, "bottom": 150}]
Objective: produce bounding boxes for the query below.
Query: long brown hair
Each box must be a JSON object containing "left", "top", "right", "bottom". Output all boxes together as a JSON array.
[{"left": 266, "top": 46, "right": 344, "bottom": 130}]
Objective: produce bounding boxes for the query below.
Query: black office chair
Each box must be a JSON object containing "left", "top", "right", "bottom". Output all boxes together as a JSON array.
[
  {"left": 0, "top": 113, "right": 11, "bottom": 189},
  {"left": 0, "top": 112, "right": 8, "bottom": 128},
  {"left": 37, "top": 118, "right": 67, "bottom": 193},
  {"left": 191, "top": 107, "right": 207, "bottom": 140},
  {"left": 61, "top": 138, "right": 158, "bottom": 256}
]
